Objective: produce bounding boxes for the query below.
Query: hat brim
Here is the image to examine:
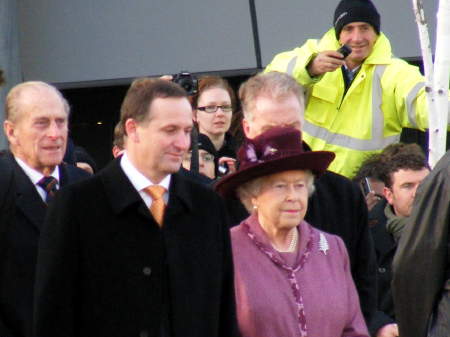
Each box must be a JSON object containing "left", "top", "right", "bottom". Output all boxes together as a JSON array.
[{"left": 214, "top": 151, "right": 335, "bottom": 199}]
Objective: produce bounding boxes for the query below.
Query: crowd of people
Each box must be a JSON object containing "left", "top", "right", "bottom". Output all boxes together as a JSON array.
[{"left": 0, "top": 1, "right": 449, "bottom": 337}]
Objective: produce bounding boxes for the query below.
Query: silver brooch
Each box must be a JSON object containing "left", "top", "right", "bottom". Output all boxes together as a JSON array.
[
  {"left": 319, "top": 233, "right": 329, "bottom": 255},
  {"left": 263, "top": 146, "right": 278, "bottom": 157}
]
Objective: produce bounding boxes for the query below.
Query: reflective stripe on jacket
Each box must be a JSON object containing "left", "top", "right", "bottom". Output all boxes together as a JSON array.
[{"left": 266, "top": 29, "right": 450, "bottom": 178}]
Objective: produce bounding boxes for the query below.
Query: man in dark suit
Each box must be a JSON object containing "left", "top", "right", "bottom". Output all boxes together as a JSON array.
[
  {"left": 0, "top": 81, "right": 89, "bottom": 337},
  {"left": 227, "top": 71, "right": 377, "bottom": 326},
  {"left": 393, "top": 150, "right": 450, "bottom": 337},
  {"left": 33, "top": 78, "right": 238, "bottom": 337}
]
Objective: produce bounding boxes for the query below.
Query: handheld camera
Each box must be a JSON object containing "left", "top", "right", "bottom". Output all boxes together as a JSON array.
[
  {"left": 337, "top": 45, "right": 352, "bottom": 59},
  {"left": 172, "top": 71, "right": 198, "bottom": 96}
]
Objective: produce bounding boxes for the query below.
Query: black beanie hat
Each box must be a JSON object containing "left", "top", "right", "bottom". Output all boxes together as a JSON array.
[{"left": 333, "top": 0, "right": 380, "bottom": 39}]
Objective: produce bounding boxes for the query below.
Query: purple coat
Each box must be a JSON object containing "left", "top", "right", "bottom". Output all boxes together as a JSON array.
[{"left": 231, "top": 214, "right": 369, "bottom": 337}]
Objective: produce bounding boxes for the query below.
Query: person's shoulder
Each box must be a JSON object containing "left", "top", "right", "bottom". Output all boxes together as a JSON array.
[
  {"left": 0, "top": 151, "right": 14, "bottom": 174},
  {"left": 62, "top": 163, "right": 92, "bottom": 181},
  {"left": 307, "top": 221, "right": 339, "bottom": 240},
  {"left": 173, "top": 171, "right": 219, "bottom": 199},
  {"left": 178, "top": 167, "right": 214, "bottom": 187},
  {"left": 230, "top": 221, "right": 249, "bottom": 245},
  {"left": 230, "top": 220, "right": 246, "bottom": 234}
]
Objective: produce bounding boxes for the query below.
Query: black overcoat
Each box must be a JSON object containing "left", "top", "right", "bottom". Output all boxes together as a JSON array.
[
  {"left": 33, "top": 158, "right": 239, "bottom": 337},
  {"left": 0, "top": 153, "right": 89, "bottom": 337},
  {"left": 392, "top": 150, "right": 450, "bottom": 337},
  {"left": 367, "top": 199, "right": 396, "bottom": 335}
]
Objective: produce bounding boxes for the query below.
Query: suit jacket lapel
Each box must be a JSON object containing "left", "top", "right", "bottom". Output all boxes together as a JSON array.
[
  {"left": 58, "top": 163, "right": 69, "bottom": 187},
  {"left": 100, "top": 158, "right": 151, "bottom": 220},
  {"left": 10, "top": 155, "right": 47, "bottom": 231},
  {"left": 165, "top": 173, "right": 194, "bottom": 223}
]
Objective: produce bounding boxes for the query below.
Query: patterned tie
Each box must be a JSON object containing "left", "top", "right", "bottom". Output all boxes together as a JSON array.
[
  {"left": 144, "top": 185, "right": 166, "bottom": 227},
  {"left": 37, "top": 176, "right": 58, "bottom": 203}
]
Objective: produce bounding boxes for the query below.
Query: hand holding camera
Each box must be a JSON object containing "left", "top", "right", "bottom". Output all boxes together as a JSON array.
[
  {"left": 218, "top": 157, "right": 237, "bottom": 177},
  {"left": 306, "top": 45, "right": 352, "bottom": 77}
]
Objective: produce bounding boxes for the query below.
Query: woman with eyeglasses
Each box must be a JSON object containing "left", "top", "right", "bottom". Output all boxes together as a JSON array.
[{"left": 192, "top": 76, "right": 237, "bottom": 178}]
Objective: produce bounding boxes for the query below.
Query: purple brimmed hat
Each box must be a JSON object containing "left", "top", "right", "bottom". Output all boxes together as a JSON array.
[{"left": 214, "top": 126, "right": 335, "bottom": 199}]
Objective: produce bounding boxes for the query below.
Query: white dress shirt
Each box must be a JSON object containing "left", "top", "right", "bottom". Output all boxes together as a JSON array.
[
  {"left": 14, "top": 157, "right": 60, "bottom": 202},
  {"left": 120, "top": 151, "right": 171, "bottom": 208}
]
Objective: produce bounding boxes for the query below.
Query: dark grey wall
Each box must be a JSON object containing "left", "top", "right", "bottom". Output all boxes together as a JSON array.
[
  {"left": 257, "top": 0, "right": 438, "bottom": 66},
  {"left": 18, "top": 0, "right": 256, "bottom": 86},
  {"left": 18, "top": 0, "right": 438, "bottom": 87}
]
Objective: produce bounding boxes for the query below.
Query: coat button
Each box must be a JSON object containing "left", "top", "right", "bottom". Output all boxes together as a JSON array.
[
  {"left": 378, "top": 267, "right": 386, "bottom": 273},
  {"left": 142, "top": 267, "right": 152, "bottom": 276},
  {"left": 139, "top": 330, "right": 149, "bottom": 337}
]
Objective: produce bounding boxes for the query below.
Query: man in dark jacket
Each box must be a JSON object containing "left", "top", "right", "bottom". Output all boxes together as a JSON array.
[
  {"left": 369, "top": 144, "right": 429, "bottom": 337},
  {"left": 0, "top": 81, "right": 89, "bottom": 337},
  {"left": 33, "top": 78, "right": 239, "bottom": 337},
  {"left": 226, "top": 71, "right": 377, "bottom": 326},
  {"left": 393, "top": 150, "right": 450, "bottom": 337}
]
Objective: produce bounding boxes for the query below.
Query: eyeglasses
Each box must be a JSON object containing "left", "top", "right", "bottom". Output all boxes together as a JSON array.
[{"left": 197, "top": 105, "right": 233, "bottom": 113}]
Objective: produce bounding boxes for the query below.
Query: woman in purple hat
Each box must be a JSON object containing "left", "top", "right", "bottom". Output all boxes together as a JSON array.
[{"left": 215, "top": 126, "right": 369, "bottom": 337}]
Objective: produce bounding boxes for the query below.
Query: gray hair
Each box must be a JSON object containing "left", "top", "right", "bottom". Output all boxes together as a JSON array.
[
  {"left": 237, "top": 170, "right": 316, "bottom": 206},
  {"left": 239, "top": 72, "right": 305, "bottom": 122},
  {"left": 5, "top": 81, "right": 70, "bottom": 122}
]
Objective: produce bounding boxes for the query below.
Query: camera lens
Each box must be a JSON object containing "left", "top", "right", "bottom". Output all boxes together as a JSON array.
[
  {"left": 172, "top": 72, "right": 198, "bottom": 96},
  {"left": 180, "top": 80, "right": 192, "bottom": 93}
]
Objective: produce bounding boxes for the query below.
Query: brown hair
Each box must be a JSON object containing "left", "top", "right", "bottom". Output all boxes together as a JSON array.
[
  {"left": 120, "top": 78, "right": 188, "bottom": 131},
  {"left": 191, "top": 76, "right": 236, "bottom": 110},
  {"left": 112, "top": 121, "right": 125, "bottom": 150},
  {"left": 378, "top": 143, "right": 429, "bottom": 188}
]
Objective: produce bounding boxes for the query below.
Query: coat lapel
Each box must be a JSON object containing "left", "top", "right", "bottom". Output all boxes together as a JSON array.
[
  {"left": 10, "top": 156, "right": 47, "bottom": 231},
  {"left": 165, "top": 173, "right": 194, "bottom": 223},
  {"left": 100, "top": 158, "right": 153, "bottom": 221}
]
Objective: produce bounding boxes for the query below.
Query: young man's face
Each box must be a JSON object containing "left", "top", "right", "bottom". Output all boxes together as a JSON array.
[
  {"left": 383, "top": 167, "right": 430, "bottom": 217},
  {"left": 339, "top": 22, "right": 378, "bottom": 67}
]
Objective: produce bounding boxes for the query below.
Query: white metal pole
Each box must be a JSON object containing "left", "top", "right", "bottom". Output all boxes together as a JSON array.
[
  {"left": 411, "top": 0, "right": 440, "bottom": 167},
  {"left": 412, "top": 0, "right": 434, "bottom": 81},
  {"left": 429, "top": 0, "right": 450, "bottom": 166}
]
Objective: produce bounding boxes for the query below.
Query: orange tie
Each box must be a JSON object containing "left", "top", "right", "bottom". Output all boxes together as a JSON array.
[{"left": 145, "top": 185, "right": 166, "bottom": 227}]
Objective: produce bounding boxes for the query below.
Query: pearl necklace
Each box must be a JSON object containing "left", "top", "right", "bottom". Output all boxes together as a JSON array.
[{"left": 273, "top": 228, "right": 298, "bottom": 253}]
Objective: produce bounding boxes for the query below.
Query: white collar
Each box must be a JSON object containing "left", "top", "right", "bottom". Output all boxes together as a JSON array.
[
  {"left": 343, "top": 64, "right": 361, "bottom": 74},
  {"left": 120, "top": 151, "right": 171, "bottom": 193},
  {"left": 14, "top": 156, "right": 60, "bottom": 184}
]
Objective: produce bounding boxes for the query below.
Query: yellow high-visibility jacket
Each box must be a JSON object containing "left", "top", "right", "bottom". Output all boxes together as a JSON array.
[{"left": 266, "top": 29, "right": 450, "bottom": 178}]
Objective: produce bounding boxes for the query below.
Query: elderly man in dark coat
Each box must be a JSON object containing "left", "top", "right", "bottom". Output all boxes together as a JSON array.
[
  {"left": 392, "top": 150, "right": 450, "bottom": 337},
  {"left": 33, "top": 78, "right": 239, "bottom": 337},
  {"left": 0, "top": 82, "right": 89, "bottom": 337}
]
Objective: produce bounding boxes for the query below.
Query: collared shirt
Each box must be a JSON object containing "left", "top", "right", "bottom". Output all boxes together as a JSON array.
[
  {"left": 343, "top": 64, "right": 361, "bottom": 82},
  {"left": 342, "top": 64, "right": 361, "bottom": 92},
  {"left": 14, "top": 157, "right": 60, "bottom": 202},
  {"left": 120, "top": 151, "right": 171, "bottom": 208}
]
